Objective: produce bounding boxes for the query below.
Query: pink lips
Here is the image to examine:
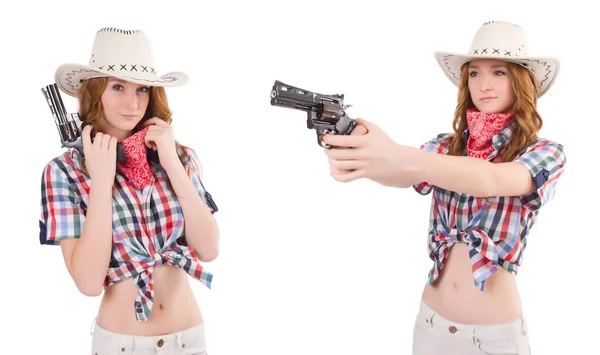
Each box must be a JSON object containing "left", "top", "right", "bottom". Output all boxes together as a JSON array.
[
  {"left": 480, "top": 97, "right": 496, "bottom": 102},
  {"left": 122, "top": 114, "right": 137, "bottom": 120}
]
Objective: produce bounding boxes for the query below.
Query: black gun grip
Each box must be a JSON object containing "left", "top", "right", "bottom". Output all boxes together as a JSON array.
[
  {"left": 116, "top": 143, "right": 126, "bottom": 163},
  {"left": 205, "top": 191, "right": 218, "bottom": 212},
  {"left": 147, "top": 148, "right": 159, "bottom": 164}
]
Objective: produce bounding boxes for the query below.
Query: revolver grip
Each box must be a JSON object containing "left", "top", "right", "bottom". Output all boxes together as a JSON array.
[
  {"left": 205, "top": 191, "right": 219, "bottom": 213},
  {"left": 316, "top": 116, "right": 357, "bottom": 149},
  {"left": 336, "top": 116, "right": 357, "bottom": 136},
  {"left": 116, "top": 144, "right": 126, "bottom": 163}
]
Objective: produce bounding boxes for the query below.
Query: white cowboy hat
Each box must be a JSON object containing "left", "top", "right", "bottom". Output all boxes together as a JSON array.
[
  {"left": 434, "top": 21, "right": 559, "bottom": 98},
  {"left": 55, "top": 27, "right": 188, "bottom": 97}
]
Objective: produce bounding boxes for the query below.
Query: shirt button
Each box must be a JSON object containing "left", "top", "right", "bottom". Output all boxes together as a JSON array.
[
  {"left": 449, "top": 325, "right": 457, "bottom": 334},
  {"left": 157, "top": 339, "right": 164, "bottom": 347}
]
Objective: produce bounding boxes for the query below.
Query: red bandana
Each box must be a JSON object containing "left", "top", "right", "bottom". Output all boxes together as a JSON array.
[
  {"left": 465, "top": 108, "right": 513, "bottom": 160},
  {"left": 117, "top": 127, "right": 152, "bottom": 189}
]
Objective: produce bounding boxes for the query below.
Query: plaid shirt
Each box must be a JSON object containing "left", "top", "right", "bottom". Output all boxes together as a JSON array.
[
  {"left": 39, "top": 147, "right": 215, "bottom": 321},
  {"left": 413, "top": 124, "right": 566, "bottom": 291}
]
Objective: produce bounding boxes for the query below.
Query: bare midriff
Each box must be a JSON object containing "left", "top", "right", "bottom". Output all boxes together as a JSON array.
[
  {"left": 421, "top": 243, "right": 523, "bottom": 324},
  {"left": 95, "top": 264, "right": 203, "bottom": 335}
]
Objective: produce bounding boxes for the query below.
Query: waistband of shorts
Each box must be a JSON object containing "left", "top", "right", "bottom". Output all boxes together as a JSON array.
[
  {"left": 417, "top": 301, "right": 528, "bottom": 339},
  {"left": 91, "top": 320, "right": 205, "bottom": 348}
]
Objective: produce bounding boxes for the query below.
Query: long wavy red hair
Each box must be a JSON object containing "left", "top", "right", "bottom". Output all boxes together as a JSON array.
[
  {"left": 446, "top": 61, "right": 543, "bottom": 162},
  {"left": 75, "top": 77, "right": 189, "bottom": 179}
]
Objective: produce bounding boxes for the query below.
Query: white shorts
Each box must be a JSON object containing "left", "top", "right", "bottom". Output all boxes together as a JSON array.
[
  {"left": 90, "top": 320, "right": 207, "bottom": 355},
  {"left": 413, "top": 301, "right": 530, "bottom": 354}
]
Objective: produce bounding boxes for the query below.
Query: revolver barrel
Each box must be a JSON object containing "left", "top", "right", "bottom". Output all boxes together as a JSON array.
[
  {"left": 270, "top": 80, "right": 345, "bottom": 111},
  {"left": 41, "top": 83, "right": 81, "bottom": 146},
  {"left": 270, "top": 80, "right": 356, "bottom": 148}
]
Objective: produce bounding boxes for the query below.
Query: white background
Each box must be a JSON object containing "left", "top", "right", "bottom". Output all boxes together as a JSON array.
[{"left": 0, "top": 0, "right": 596, "bottom": 354}]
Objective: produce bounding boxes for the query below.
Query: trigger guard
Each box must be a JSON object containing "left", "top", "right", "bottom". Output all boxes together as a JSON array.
[{"left": 317, "top": 130, "right": 332, "bottom": 149}]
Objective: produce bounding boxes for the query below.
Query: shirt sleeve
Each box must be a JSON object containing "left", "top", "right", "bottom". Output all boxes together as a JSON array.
[
  {"left": 39, "top": 160, "right": 86, "bottom": 245},
  {"left": 412, "top": 133, "right": 453, "bottom": 195},
  {"left": 185, "top": 147, "right": 217, "bottom": 214},
  {"left": 514, "top": 139, "right": 566, "bottom": 211}
]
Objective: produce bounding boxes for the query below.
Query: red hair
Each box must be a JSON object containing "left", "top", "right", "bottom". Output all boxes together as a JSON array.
[
  {"left": 446, "top": 62, "right": 543, "bottom": 162},
  {"left": 76, "top": 77, "right": 190, "bottom": 184}
]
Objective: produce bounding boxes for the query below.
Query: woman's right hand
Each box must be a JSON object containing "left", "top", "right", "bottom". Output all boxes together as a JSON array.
[
  {"left": 82, "top": 124, "right": 118, "bottom": 188},
  {"left": 327, "top": 124, "right": 368, "bottom": 177}
]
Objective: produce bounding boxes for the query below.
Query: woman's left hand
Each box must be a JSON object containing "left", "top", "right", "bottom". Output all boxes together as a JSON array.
[
  {"left": 140, "top": 117, "right": 181, "bottom": 170},
  {"left": 322, "top": 118, "right": 416, "bottom": 187}
]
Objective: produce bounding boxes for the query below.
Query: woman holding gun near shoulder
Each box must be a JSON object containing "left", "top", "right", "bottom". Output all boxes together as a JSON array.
[
  {"left": 322, "top": 21, "right": 566, "bottom": 354},
  {"left": 39, "top": 27, "right": 218, "bottom": 355}
]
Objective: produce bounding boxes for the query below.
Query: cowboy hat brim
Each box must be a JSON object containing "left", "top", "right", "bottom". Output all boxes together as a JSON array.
[
  {"left": 55, "top": 63, "right": 188, "bottom": 97},
  {"left": 434, "top": 51, "right": 560, "bottom": 98}
]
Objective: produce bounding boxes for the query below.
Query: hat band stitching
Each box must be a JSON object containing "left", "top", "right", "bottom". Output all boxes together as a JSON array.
[
  {"left": 469, "top": 48, "right": 523, "bottom": 57},
  {"left": 91, "top": 65, "right": 155, "bottom": 74}
]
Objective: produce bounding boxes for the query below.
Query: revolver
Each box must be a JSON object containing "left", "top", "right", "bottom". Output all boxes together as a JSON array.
[
  {"left": 41, "top": 83, "right": 126, "bottom": 163},
  {"left": 270, "top": 80, "right": 356, "bottom": 148}
]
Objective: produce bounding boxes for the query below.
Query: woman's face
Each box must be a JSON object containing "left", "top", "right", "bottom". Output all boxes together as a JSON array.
[
  {"left": 99, "top": 77, "right": 150, "bottom": 140},
  {"left": 467, "top": 59, "right": 516, "bottom": 114}
]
